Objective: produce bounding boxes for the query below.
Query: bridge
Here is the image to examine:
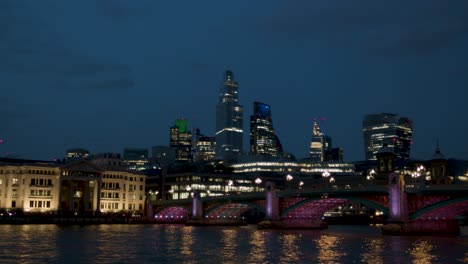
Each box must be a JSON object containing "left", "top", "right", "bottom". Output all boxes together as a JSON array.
[{"left": 149, "top": 173, "right": 468, "bottom": 235}]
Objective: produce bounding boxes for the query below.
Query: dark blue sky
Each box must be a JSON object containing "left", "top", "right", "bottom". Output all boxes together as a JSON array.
[{"left": 1, "top": 0, "right": 467, "bottom": 161}]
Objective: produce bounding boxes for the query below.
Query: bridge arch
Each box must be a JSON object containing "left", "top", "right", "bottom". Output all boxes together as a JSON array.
[
  {"left": 154, "top": 206, "right": 190, "bottom": 221},
  {"left": 410, "top": 197, "right": 468, "bottom": 220},
  {"left": 280, "top": 196, "right": 389, "bottom": 219},
  {"left": 204, "top": 202, "right": 265, "bottom": 219}
]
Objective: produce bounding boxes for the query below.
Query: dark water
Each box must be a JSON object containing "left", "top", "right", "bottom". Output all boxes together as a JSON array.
[{"left": 0, "top": 224, "right": 466, "bottom": 263}]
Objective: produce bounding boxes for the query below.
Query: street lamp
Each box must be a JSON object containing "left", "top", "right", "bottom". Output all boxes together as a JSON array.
[
  {"left": 226, "top": 180, "right": 233, "bottom": 193},
  {"left": 322, "top": 170, "right": 331, "bottom": 191},
  {"left": 255, "top": 177, "right": 262, "bottom": 184},
  {"left": 367, "top": 169, "right": 376, "bottom": 181},
  {"left": 286, "top": 174, "right": 293, "bottom": 192},
  {"left": 322, "top": 171, "right": 330, "bottom": 178}
]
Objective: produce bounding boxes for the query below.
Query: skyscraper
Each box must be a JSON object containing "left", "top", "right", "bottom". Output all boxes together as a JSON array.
[
  {"left": 170, "top": 118, "right": 192, "bottom": 162},
  {"left": 309, "top": 120, "right": 324, "bottom": 162},
  {"left": 192, "top": 128, "right": 216, "bottom": 162},
  {"left": 249, "top": 102, "right": 283, "bottom": 157},
  {"left": 362, "top": 113, "right": 413, "bottom": 161},
  {"left": 215, "top": 70, "right": 243, "bottom": 161},
  {"left": 123, "top": 148, "right": 149, "bottom": 171}
]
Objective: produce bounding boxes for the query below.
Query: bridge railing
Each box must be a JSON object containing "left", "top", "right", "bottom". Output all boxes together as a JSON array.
[{"left": 151, "top": 183, "right": 468, "bottom": 206}]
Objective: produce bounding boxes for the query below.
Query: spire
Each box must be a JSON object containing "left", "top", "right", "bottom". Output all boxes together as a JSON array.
[{"left": 431, "top": 139, "right": 446, "bottom": 160}]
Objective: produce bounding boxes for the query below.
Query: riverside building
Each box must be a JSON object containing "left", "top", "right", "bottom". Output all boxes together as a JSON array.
[{"left": 0, "top": 158, "right": 146, "bottom": 215}]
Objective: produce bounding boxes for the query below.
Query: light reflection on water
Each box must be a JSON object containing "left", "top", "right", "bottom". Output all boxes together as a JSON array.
[
  {"left": 279, "top": 233, "right": 301, "bottom": 263},
  {"left": 0, "top": 225, "right": 466, "bottom": 264},
  {"left": 408, "top": 239, "right": 438, "bottom": 264},
  {"left": 316, "top": 234, "right": 345, "bottom": 264},
  {"left": 361, "top": 238, "right": 384, "bottom": 264}
]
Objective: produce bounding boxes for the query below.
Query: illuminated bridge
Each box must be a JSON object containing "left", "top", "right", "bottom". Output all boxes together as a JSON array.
[{"left": 149, "top": 174, "right": 468, "bottom": 235}]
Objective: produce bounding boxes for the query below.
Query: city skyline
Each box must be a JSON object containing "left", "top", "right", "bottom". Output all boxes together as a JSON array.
[{"left": 1, "top": 1, "right": 468, "bottom": 161}]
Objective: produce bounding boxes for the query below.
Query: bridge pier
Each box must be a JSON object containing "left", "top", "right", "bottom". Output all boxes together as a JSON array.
[
  {"left": 258, "top": 182, "right": 327, "bottom": 229},
  {"left": 382, "top": 173, "right": 460, "bottom": 236}
]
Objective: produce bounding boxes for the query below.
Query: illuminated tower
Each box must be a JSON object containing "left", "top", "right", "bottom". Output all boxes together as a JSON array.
[
  {"left": 249, "top": 102, "right": 283, "bottom": 157},
  {"left": 170, "top": 118, "right": 192, "bottom": 162},
  {"left": 215, "top": 70, "right": 243, "bottom": 161},
  {"left": 309, "top": 120, "right": 324, "bottom": 162},
  {"left": 362, "top": 113, "right": 413, "bottom": 161},
  {"left": 192, "top": 128, "right": 216, "bottom": 162}
]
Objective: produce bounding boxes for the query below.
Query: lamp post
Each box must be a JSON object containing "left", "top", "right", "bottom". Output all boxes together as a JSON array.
[
  {"left": 255, "top": 177, "right": 262, "bottom": 192},
  {"left": 227, "top": 180, "right": 233, "bottom": 194},
  {"left": 286, "top": 174, "right": 293, "bottom": 193},
  {"left": 366, "top": 169, "right": 376, "bottom": 185},
  {"left": 412, "top": 165, "right": 426, "bottom": 188},
  {"left": 322, "top": 170, "right": 331, "bottom": 189}
]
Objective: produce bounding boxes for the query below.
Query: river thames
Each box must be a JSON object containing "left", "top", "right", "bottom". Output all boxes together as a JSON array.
[{"left": 0, "top": 224, "right": 466, "bottom": 263}]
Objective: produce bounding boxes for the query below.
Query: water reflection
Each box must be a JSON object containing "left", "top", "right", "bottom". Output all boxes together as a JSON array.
[
  {"left": 180, "top": 226, "right": 195, "bottom": 263},
  {"left": 220, "top": 229, "right": 239, "bottom": 264},
  {"left": 361, "top": 238, "right": 384, "bottom": 264},
  {"left": 247, "top": 230, "right": 266, "bottom": 263},
  {"left": 408, "top": 239, "right": 438, "bottom": 264},
  {"left": 279, "top": 233, "right": 301, "bottom": 263},
  {"left": 0, "top": 225, "right": 465, "bottom": 263},
  {"left": 316, "top": 234, "right": 345, "bottom": 264}
]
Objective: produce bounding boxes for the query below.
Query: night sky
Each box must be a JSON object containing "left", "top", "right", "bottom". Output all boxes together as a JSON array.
[{"left": 1, "top": 1, "right": 468, "bottom": 162}]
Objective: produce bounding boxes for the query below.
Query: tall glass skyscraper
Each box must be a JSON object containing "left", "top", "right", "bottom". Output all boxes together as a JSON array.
[
  {"left": 215, "top": 70, "right": 243, "bottom": 160},
  {"left": 170, "top": 118, "right": 192, "bottom": 162},
  {"left": 309, "top": 120, "right": 324, "bottom": 162},
  {"left": 362, "top": 113, "right": 413, "bottom": 160},
  {"left": 249, "top": 102, "right": 283, "bottom": 157}
]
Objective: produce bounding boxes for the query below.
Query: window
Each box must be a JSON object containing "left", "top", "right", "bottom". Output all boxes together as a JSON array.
[
  {"left": 11, "top": 201, "right": 16, "bottom": 208},
  {"left": 140, "top": 185, "right": 143, "bottom": 191},
  {"left": 46, "top": 201, "right": 50, "bottom": 208},
  {"left": 12, "top": 178, "right": 19, "bottom": 186},
  {"left": 30, "top": 201, "right": 34, "bottom": 207}
]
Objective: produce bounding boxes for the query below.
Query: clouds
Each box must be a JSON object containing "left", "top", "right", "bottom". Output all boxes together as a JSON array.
[
  {"left": 0, "top": 1, "right": 135, "bottom": 92},
  {"left": 260, "top": 0, "right": 468, "bottom": 57}
]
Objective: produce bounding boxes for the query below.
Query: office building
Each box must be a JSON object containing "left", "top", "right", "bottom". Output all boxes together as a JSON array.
[
  {"left": 309, "top": 120, "right": 324, "bottom": 162},
  {"left": 151, "top": 146, "right": 176, "bottom": 167},
  {"left": 192, "top": 129, "right": 216, "bottom": 162},
  {"left": 215, "top": 70, "right": 243, "bottom": 161},
  {"left": 65, "top": 148, "right": 90, "bottom": 163},
  {"left": 362, "top": 113, "right": 413, "bottom": 160},
  {"left": 123, "top": 148, "right": 149, "bottom": 171},
  {"left": 170, "top": 118, "right": 192, "bottom": 163},
  {"left": 249, "top": 102, "right": 283, "bottom": 157}
]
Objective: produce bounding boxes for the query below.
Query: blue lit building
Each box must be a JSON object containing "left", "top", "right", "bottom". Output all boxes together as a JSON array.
[{"left": 249, "top": 102, "right": 283, "bottom": 157}]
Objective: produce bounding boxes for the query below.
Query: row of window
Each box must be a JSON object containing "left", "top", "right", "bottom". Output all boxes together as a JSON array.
[
  {"left": 30, "top": 178, "right": 53, "bottom": 186},
  {"left": 101, "top": 192, "right": 120, "bottom": 199},
  {"left": 101, "top": 182, "right": 120, "bottom": 189},
  {"left": 102, "top": 174, "right": 144, "bottom": 182},
  {"left": 100, "top": 202, "right": 143, "bottom": 210},
  {"left": 30, "top": 200, "right": 51, "bottom": 208},
  {"left": 30, "top": 190, "right": 53, "bottom": 197},
  {"left": 0, "top": 170, "right": 56, "bottom": 175}
]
